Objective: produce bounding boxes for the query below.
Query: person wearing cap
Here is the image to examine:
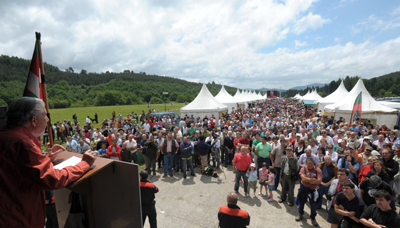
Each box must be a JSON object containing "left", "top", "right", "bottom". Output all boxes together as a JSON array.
[
  {"left": 359, "top": 175, "right": 393, "bottom": 208},
  {"left": 360, "top": 190, "right": 400, "bottom": 228},
  {"left": 279, "top": 146, "right": 298, "bottom": 206},
  {"left": 335, "top": 138, "right": 347, "bottom": 158},
  {"left": 349, "top": 143, "right": 364, "bottom": 167},
  {"left": 76, "top": 139, "right": 90, "bottom": 154},
  {"left": 360, "top": 145, "right": 374, "bottom": 166}
]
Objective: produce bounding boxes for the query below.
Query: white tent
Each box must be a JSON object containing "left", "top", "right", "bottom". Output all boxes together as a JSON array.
[
  {"left": 180, "top": 84, "right": 228, "bottom": 121},
  {"left": 315, "top": 80, "right": 349, "bottom": 111},
  {"left": 214, "top": 85, "right": 240, "bottom": 112},
  {"left": 300, "top": 90, "right": 311, "bottom": 100},
  {"left": 377, "top": 101, "right": 400, "bottom": 110},
  {"left": 325, "top": 79, "right": 399, "bottom": 127},
  {"left": 301, "top": 89, "right": 322, "bottom": 105}
]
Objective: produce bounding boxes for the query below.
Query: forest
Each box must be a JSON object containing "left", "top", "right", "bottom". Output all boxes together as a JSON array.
[
  {"left": 0, "top": 54, "right": 399, "bottom": 108},
  {"left": 0, "top": 55, "right": 237, "bottom": 108},
  {"left": 284, "top": 71, "right": 400, "bottom": 98}
]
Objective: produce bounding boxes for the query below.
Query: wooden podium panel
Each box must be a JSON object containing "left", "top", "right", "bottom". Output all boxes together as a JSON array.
[{"left": 54, "top": 152, "right": 142, "bottom": 228}]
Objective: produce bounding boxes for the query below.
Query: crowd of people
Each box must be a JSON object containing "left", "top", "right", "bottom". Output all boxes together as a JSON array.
[{"left": 41, "top": 98, "right": 400, "bottom": 227}]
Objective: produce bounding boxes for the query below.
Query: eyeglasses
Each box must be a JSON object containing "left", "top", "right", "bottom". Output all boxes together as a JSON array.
[{"left": 328, "top": 147, "right": 333, "bottom": 149}]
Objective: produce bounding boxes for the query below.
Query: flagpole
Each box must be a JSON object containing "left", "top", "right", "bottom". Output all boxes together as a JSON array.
[{"left": 35, "top": 32, "right": 54, "bottom": 147}]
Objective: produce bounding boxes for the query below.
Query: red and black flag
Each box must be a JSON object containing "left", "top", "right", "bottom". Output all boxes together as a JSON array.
[
  {"left": 350, "top": 91, "right": 362, "bottom": 126},
  {"left": 23, "top": 38, "right": 43, "bottom": 99}
]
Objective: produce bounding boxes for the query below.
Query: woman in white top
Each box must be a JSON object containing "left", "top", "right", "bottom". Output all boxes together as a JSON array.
[{"left": 325, "top": 144, "right": 338, "bottom": 165}]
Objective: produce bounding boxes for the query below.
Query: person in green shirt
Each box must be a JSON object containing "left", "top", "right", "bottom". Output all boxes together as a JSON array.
[
  {"left": 189, "top": 123, "right": 197, "bottom": 135},
  {"left": 255, "top": 136, "right": 273, "bottom": 177},
  {"left": 252, "top": 134, "right": 262, "bottom": 167}
]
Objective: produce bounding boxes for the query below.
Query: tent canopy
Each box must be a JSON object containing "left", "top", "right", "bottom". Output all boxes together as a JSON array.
[
  {"left": 325, "top": 79, "right": 397, "bottom": 113},
  {"left": 214, "top": 85, "right": 240, "bottom": 111},
  {"left": 181, "top": 84, "right": 227, "bottom": 112}
]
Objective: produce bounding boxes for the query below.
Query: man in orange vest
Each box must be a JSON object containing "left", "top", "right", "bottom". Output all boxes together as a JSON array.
[{"left": 218, "top": 192, "right": 250, "bottom": 228}]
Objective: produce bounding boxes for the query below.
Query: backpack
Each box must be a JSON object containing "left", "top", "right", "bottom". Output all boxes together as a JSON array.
[{"left": 205, "top": 166, "right": 214, "bottom": 176}]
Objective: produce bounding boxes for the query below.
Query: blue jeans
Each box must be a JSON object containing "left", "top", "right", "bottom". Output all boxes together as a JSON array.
[
  {"left": 132, "top": 153, "right": 138, "bottom": 164},
  {"left": 164, "top": 153, "right": 174, "bottom": 175},
  {"left": 212, "top": 148, "right": 220, "bottom": 169},
  {"left": 175, "top": 154, "right": 182, "bottom": 171},
  {"left": 224, "top": 148, "right": 234, "bottom": 166},
  {"left": 317, "top": 184, "right": 330, "bottom": 209},
  {"left": 182, "top": 158, "right": 194, "bottom": 177},
  {"left": 234, "top": 169, "right": 248, "bottom": 194},
  {"left": 297, "top": 184, "right": 317, "bottom": 220}
]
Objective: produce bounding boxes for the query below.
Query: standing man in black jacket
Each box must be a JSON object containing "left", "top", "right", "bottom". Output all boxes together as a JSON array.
[{"left": 224, "top": 131, "right": 235, "bottom": 167}]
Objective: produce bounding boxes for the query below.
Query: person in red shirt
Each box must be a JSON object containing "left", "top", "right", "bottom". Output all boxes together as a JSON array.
[
  {"left": 0, "top": 97, "right": 96, "bottom": 228},
  {"left": 107, "top": 139, "right": 121, "bottom": 161},
  {"left": 296, "top": 157, "right": 322, "bottom": 227},
  {"left": 233, "top": 145, "right": 252, "bottom": 197},
  {"left": 239, "top": 132, "right": 250, "bottom": 146}
]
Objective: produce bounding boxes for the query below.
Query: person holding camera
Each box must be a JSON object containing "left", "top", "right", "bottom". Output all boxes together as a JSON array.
[{"left": 337, "top": 148, "right": 360, "bottom": 185}]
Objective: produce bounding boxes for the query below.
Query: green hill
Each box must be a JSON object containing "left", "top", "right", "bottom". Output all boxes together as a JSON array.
[{"left": 0, "top": 55, "right": 238, "bottom": 108}]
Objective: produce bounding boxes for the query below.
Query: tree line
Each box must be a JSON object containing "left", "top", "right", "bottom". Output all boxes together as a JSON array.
[
  {"left": 284, "top": 72, "right": 400, "bottom": 98},
  {"left": 0, "top": 55, "right": 238, "bottom": 108}
]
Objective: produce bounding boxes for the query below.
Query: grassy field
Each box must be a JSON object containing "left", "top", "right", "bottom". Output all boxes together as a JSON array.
[{"left": 49, "top": 103, "right": 186, "bottom": 126}]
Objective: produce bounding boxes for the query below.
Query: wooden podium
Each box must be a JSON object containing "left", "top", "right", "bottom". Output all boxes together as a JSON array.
[{"left": 53, "top": 152, "right": 142, "bottom": 228}]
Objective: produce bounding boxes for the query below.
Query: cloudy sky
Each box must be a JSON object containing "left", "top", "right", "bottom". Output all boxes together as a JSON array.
[{"left": 1, "top": 0, "right": 400, "bottom": 89}]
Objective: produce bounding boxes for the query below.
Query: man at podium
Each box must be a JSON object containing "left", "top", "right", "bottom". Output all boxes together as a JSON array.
[{"left": 0, "top": 97, "right": 97, "bottom": 228}]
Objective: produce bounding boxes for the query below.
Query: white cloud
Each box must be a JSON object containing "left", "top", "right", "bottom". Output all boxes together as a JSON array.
[
  {"left": 293, "top": 12, "right": 330, "bottom": 34},
  {"left": 295, "top": 40, "right": 308, "bottom": 49},
  {"left": 0, "top": 0, "right": 399, "bottom": 90}
]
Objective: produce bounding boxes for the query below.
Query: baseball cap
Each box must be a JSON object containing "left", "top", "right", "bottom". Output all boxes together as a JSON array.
[
  {"left": 363, "top": 136, "right": 370, "bottom": 140},
  {"left": 371, "top": 150, "right": 380, "bottom": 156},
  {"left": 250, "top": 163, "right": 256, "bottom": 168},
  {"left": 369, "top": 175, "right": 382, "bottom": 187},
  {"left": 366, "top": 146, "right": 373, "bottom": 151}
]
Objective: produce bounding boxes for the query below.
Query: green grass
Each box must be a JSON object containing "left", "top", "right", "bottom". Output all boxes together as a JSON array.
[{"left": 48, "top": 103, "right": 186, "bottom": 126}]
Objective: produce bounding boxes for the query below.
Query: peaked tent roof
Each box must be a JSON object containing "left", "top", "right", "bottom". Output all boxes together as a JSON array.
[
  {"left": 215, "top": 85, "right": 239, "bottom": 104},
  {"left": 181, "top": 84, "right": 227, "bottom": 112},
  {"left": 325, "top": 79, "right": 397, "bottom": 113},
  {"left": 302, "top": 89, "right": 322, "bottom": 101},
  {"left": 316, "top": 80, "right": 349, "bottom": 105},
  {"left": 233, "top": 89, "right": 247, "bottom": 103}
]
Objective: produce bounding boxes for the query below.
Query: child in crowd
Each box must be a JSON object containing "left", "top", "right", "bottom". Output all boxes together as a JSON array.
[
  {"left": 248, "top": 163, "right": 258, "bottom": 197},
  {"left": 258, "top": 162, "right": 269, "bottom": 197},
  {"left": 265, "top": 167, "right": 275, "bottom": 202}
]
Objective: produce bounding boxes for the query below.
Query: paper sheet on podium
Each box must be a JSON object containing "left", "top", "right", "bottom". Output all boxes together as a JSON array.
[{"left": 53, "top": 156, "right": 82, "bottom": 170}]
